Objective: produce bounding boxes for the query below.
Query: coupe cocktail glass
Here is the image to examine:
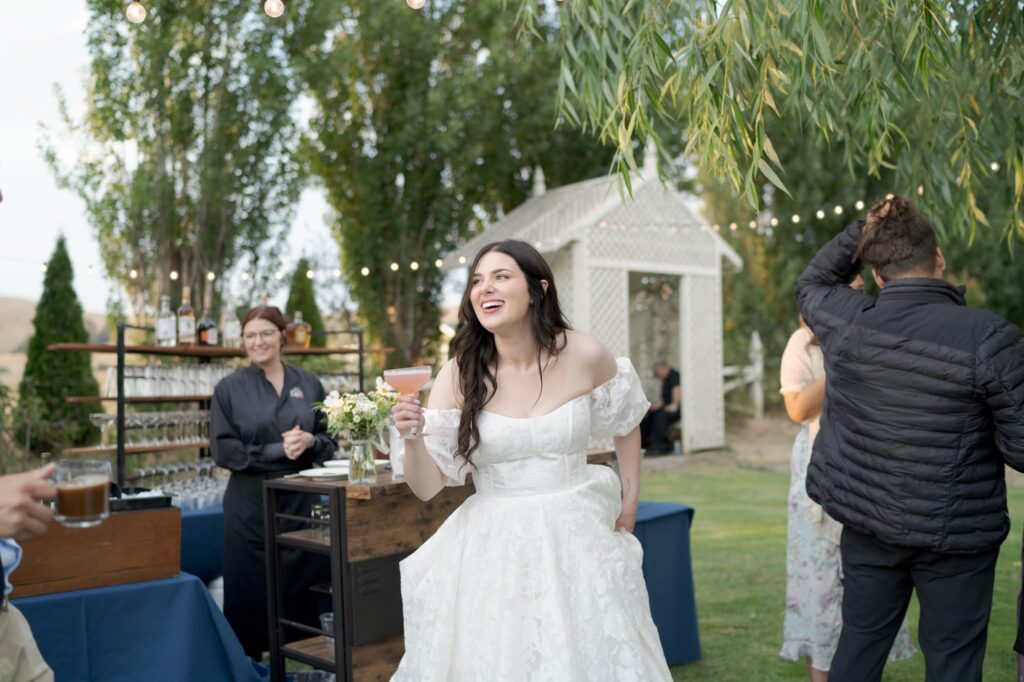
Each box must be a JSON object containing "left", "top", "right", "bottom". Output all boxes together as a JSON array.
[{"left": 383, "top": 366, "right": 432, "bottom": 439}]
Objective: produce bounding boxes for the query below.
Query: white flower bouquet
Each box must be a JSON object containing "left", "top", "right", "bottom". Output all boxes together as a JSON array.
[{"left": 315, "top": 378, "right": 398, "bottom": 483}]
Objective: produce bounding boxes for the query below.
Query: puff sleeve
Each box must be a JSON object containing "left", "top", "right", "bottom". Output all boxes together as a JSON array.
[
  {"left": 589, "top": 358, "right": 651, "bottom": 441},
  {"left": 391, "top": 408, "right": 469, "bottom": 486}
]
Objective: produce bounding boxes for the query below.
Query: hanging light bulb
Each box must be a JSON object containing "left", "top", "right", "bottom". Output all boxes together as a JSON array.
[
  {"left": 748, "top": 220, "right": 757, "bottom": 229},
  {"left": 125, "top": 1, "right": 147, "bottom": 24},
  {"left": 855, "top": 200, "right": 865, "bottom": 211},
  {"left": 333, "top": 268, "right": 342, "bottom": 278},
  {"left": 170, "top": 270, "right": 179, "bottom": 280},
  {"left": 361, "top": 267, "right": 370, "bottom": 276},
  {"left": 435, "top": 259, "right": 444, "bottom": 269},
  {"left": 406, "top": 0, "right": 427, "bottom": 10},
  {"left": 791, "top": 214, "right": 800, "bottom": 224},
  {"left": 390, "top": 262, "right": 400, "bottom": 272},
  {"left": 990, "top": 161, "right": 1001, "bottom": 172},
  {"left": 130, "top": 269, "right": 138, "bottom": 279},
  {"left": 816, "top": 209, "right": 826, "bottom": 220},
  {"left": 240, "top": 271, "right": 249, "bottom": 281},
  {"left": 264, "top": 0, "right": 285, "bottom": 18},
  {"left": 41, "top": 264, "right": 48, "bottom": 274},
  {"left": 833, "top": 205, "right": 844, "bottom": 215},
  {"left": 306, "top": 269, "right": 314, "bottom": 279},
  {"left": 274, "top": 271, "right": 284, "bottom": 280},
  {"left": 206, "top": 271, "right": 216, "bottom": 281},
  {"left": 410, "top": 261, "right": 420, "bottom": 271}
]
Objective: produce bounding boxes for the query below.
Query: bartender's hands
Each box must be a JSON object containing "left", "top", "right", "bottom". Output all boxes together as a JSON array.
[
  {"left": 391, "top": 394, "right": 424, "bottom": 438},
  {"left": 281, "top": 426, "right": 314, "bottom": 460},
  {"left": 0, "top": 464, "right": 57, "bottom": 540}
]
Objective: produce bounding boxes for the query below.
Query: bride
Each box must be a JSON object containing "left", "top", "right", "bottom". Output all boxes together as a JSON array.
[{"left": 390, "top": 239, "right": 672, "bottom": 681}]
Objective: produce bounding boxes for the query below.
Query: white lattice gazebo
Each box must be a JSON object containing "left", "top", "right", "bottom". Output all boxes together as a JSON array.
[{"left": 442, "top": 151, "right": 742, "bottom": 452}]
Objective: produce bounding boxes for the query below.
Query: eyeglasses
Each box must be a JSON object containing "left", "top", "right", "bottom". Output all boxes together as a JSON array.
[{"left": 243, "top": 330, "right": 280, "bottom": 342}]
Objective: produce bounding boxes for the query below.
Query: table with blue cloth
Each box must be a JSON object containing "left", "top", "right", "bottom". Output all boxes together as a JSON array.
[
  {"left": 181, "top": 505, "right": 225, "bottom": 583},
  {"left": 634, "top": 500, "right": 701, "bottom": 665},
  {"left": 13, "top": 573, "right": 266, "bottom": 682}
]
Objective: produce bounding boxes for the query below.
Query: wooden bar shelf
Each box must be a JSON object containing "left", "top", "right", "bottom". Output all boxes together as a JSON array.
[
  {"left": 48, "top": 342, "right": 391, "bottom": 358},
  {"left": 281, "top": 636, "right": 337, "bottom": 672},
  {"left": 63, "top": 441, "right": 209, "bottom": 457},
  {"left": 65, "top": 395, "right": 210, "bottom": 404}
]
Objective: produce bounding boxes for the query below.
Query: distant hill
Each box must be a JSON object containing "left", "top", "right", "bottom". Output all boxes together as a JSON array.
[
  {"left": 0, "top": 296, "right": 108, "bottom": 353},
  {"left": 0, "top": 296, "right": 109, "bottom": 392}
]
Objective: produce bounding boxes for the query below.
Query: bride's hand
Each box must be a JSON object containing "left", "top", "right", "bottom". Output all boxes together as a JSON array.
[
  {"left": 391, "top": 394, "right": 425, "bottom": 438},
  {"left": 614, "top": 498, "right": 638, "bottom": 533}
]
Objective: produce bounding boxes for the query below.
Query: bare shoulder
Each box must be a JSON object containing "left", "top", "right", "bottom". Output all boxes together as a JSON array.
[
  {"left": 563, "top": 331, "right": 617, "bottom": 387},
  {"left": 427, "top": 359, "right": 462, "bottom": 410}
]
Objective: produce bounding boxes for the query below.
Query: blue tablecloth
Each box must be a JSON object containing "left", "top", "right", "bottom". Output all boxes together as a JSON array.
[
  {"left": 181, "top": 505, "right": 225, "bottom": 583},
  {"left": 635, "top": 500, "right": 701, "bottom": 665},
  {"left": 14, "top": 573, "right": 267, "bottom": 682}
]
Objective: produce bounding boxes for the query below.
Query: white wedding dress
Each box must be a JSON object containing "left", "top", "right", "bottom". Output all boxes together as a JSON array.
[{"left": 391, "top": 359, "right": 673, "bottom": 681}]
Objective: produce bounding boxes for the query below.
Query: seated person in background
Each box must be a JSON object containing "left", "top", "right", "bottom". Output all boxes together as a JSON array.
[
  {"left": 0, "top": 463, "right": 57, "bottom": 682},
  {"left": 641, "top": 361, "right": 681, "bottom": 455}
]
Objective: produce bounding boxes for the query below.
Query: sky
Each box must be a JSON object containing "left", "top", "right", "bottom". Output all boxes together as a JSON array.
[{"left": 0, "top": 3, "right": 341, "bottom": 314}]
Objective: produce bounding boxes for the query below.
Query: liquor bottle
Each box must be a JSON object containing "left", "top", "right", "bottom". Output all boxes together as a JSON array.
[
  {"left": 197, "top": 307, "right": 219, "bottom": 346},
  {"left": 177, "top": 286, "right": 196, "bottom": 346},
  {"left": 285, "top": 310, "right": 312, "bottom": 349},
  {"left": 221, "top": 298, "right": 241, "bottom": 348},
  {"left": 155, "top": 295, "right": 176, "bottom": 347}
]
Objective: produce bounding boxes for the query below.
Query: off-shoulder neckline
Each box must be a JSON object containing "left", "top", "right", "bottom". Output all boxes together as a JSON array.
[{"left": 425, "top": 366, "right": 626, "bottom": 422}]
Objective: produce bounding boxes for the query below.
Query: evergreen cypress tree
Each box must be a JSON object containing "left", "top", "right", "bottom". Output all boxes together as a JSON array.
[
  {"left": 285, "top": 258, "right": 326, "bottom": 348},
  {"left": 18, "top": 236, "right": 100, "bottom": 453}
]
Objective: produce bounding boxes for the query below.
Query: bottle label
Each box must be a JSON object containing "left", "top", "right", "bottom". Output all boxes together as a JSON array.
[
  {"left": 156, "top": 318, "right": 176, "bottom": 342},
  {"left": 179, "top": 317, "right": 196, "bottom": 339},
  {"left": 206, "top": 328, "right": 219, "bottom": 345}
]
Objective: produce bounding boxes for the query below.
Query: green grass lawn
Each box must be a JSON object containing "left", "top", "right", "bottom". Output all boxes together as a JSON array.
[{"left": 643, "top": 457, "right": 1023, "bottom": 681}]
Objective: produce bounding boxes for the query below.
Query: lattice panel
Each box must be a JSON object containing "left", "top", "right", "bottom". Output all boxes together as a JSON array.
[
  {"left": 544, "top": 245, "right": 575, "bottom": 327},
  {"left": 587, "top": 267, "right": 629, "bottom": 357},
  {"left": 681, "top": 274, "right": 726, "bottom": 451},
  {"left": 587, "top": 228, "right": 718, "bottom": 270}
]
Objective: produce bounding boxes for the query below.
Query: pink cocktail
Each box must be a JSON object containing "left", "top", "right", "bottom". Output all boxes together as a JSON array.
[{"left": 384, "top": 366, "right": 433, "bottom": 439}]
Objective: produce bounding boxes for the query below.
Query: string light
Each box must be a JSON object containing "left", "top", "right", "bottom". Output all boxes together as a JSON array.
[
  {"left": 854, "top": 200, "right": 865, "bottom": 211},
  {"left": 306, "top": 269, "right": 314, "bottom": 279},
  {"left": 435, "top": 259, "right": 444, "bottom": 269},
  {"left": 240, "top": 271, "right": 249, "bottom": 281},
  {"left": 334, "top": 268, "right": 342, "bottom": 278},
  {"left": 406, "top": 0, "right": 427, "bottom": 9},
  {"left": 916, "top": 185, "right": 925, "bottom": 196},
  {"left": 748, "top": 220, "right": 757, "bottom": 229},
  {"left": 458, "top": 256, "right": 467, "bottom": 264},
  {"left": 206, "top": 271, "right": 216, "bottom": 281},
  {"left": 274, "top": 271, "right": 284, "bottom": 281},
  {"left": 390, "top": 262, "right": 399, "bottom": 272},
  {"left": 264, "top": 0, "right": 285, "bottom": 18},
  {"left": 129, "top": 269, "right": 138, "bottom": 279},
  {"left": 791, "top": 214, "right": 800, "bottom": 224},
  {"left": 770, "top": 217, "right": 779, "bottom": 226},
  {"left": 41, "top": 264, "right": 48, "bottom": 273},
  {"left": 125, "top": 1, "right": 147, "bottom": 23},
  {"left": 361, "top": 267, "right": 370, "bottom": 276},
  {"left": 410, "top": 261, "right": 420, "bottom": 271},
  {"left": 816, "top": 209, "right": 826, "bottom": 220},
  {"left": 990, "top": 161, "right": 1001, "bottom": 172},
  {"left": 170, "top": 270, "right": 179, "bottom": 280},
  {"left": 833, "top": 205, "right": 844, "bottom": 215}
]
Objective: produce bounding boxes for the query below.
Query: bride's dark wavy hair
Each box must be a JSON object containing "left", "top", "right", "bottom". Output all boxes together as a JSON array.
[{"left": 452, "top": 240, "right": 571, "bottom": 466}]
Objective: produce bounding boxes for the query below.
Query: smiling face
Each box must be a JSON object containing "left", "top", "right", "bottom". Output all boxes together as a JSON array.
[
  {"left": 469, "top": 251, "right": 536, "bottom": 334},
  {"left": 242, "top": 317, "right": 283, "bottom": 367}
]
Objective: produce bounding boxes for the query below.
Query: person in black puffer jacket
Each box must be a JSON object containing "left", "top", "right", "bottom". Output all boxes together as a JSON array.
[{"left": 795, "top": 194, "right": 1024, "bottom": 682}]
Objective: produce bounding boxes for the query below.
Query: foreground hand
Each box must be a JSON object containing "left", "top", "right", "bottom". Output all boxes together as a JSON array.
[
  {"left": 0, "top": 464, "right": 57, "bottom": 540},
  {"left": 281, "top": 426, "right": 313, "bottom": 460},
  {"left": 391, "top": 394, "right": 424, "bottom": 438},
  {"left": 615, "top": 498, "right": 638, "bottom": 533}
]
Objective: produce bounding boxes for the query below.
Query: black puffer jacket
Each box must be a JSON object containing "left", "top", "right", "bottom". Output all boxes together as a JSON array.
[{"left": 796, "top": 222, "right": 1024, "bottom": 554}]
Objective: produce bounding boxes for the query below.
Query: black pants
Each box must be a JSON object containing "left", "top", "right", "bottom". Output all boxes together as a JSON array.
[
  {"left": 640, "top": 408, "right": 679, "bottom": 452},
  {"left": 831, "top": 527, "right": 1000, "bottom": 682},
  {"left": 223, "top": 472, "right": 329, "bottom": 659}
]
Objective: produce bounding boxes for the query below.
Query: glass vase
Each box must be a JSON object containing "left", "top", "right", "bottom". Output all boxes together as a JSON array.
[{"left": 349, "top": 440, "right": 377, "bottom": 485}]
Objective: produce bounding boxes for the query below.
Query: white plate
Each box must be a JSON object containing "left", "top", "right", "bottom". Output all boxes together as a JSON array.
[
  {"left": 297, "top": 469, "right": 347, "bottom": 480},
  {"left": 327, "top": 459, "right": 390, "bottom": 467}
]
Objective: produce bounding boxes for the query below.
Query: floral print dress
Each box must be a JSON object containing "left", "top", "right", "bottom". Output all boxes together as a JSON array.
[{"left": 778, "top": 326, "right": 916, "bottom": 670}]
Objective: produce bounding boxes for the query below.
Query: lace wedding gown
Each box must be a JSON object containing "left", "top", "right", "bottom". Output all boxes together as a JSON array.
[{"left": 391, "top": 359, "right": 673, "bottom": 681}]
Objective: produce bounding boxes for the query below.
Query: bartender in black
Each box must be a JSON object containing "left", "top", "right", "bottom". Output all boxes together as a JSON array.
[{"left": 210, "top": 304, "right": 336, "bottom": 659}]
